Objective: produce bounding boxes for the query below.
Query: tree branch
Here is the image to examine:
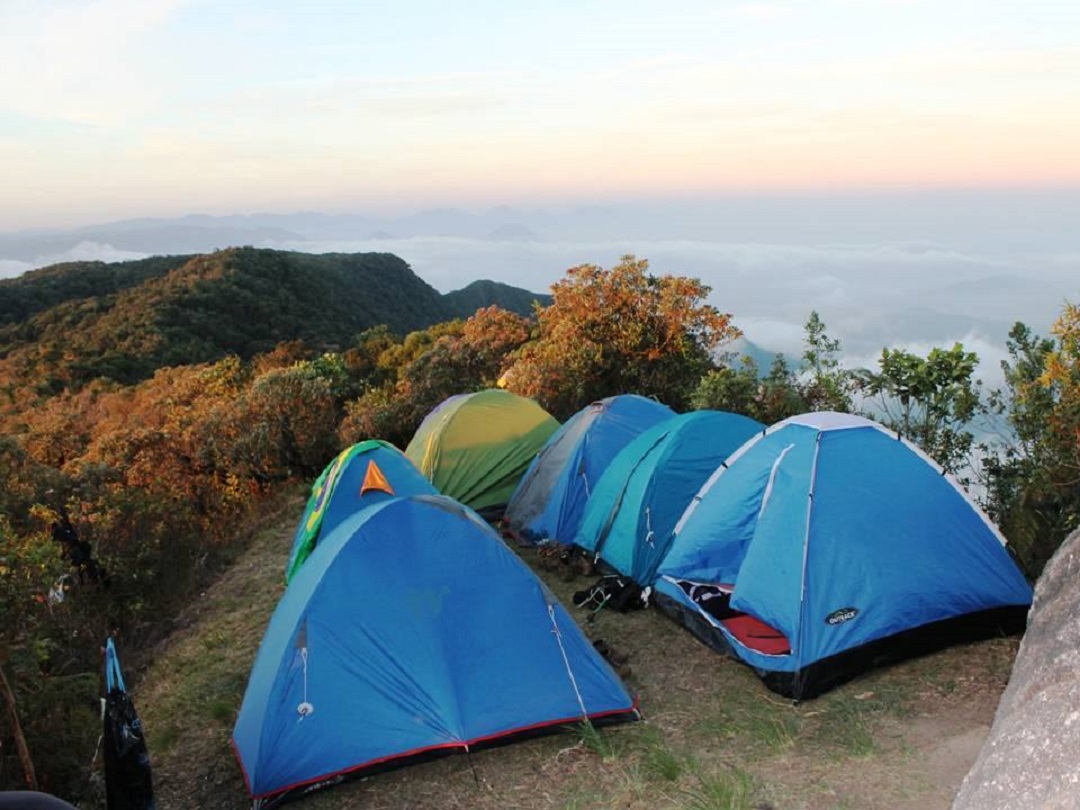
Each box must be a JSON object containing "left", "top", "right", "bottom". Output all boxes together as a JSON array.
[{"left": 0, "top": 663, "right": 38, "bottom": 789}]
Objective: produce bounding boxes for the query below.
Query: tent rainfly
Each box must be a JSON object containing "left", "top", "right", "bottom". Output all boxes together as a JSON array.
[{"left": 285, "top": 440, "right": 437, "bottom": 583}]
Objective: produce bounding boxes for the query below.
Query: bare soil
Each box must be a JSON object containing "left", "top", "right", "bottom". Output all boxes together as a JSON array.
[{"left": 139, "top": 501, "right": 1018, "bottom": 810}]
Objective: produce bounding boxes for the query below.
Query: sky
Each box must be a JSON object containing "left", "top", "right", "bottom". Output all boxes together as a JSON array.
[
  {"left": 2, "top": 0, "right": 1079, "bottom": 229},
  {"left": 1, "top": 0, "right": 1078, "bottom": 387}
]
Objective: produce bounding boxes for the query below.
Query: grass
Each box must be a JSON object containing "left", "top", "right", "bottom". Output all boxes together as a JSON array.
[
  {"left": 563, "top": 786, "right": 610, "bottom": 810},
  {"left": 136, "top": 490, "right": 300, "bottom": 807},
  {"left": 576, "top": 721, "right": 627, "bottom": 763},
  {"left": 817, "top": 695, "right": 878, "bottom": 758},
  {"left": 755, "top": 713, "right": 801, "bottom": 752},
  {"left": 638, "top": 732, "right": 687, "bottom": 782},
  {"left": 135, "top": 507, "right": 1022, "bottom": 810},
  {"left": 681, "top": 766, "right": 758, "bottom": 810}
]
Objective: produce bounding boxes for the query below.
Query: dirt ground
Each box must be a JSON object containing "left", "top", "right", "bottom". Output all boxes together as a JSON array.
[{"left": 139, "top": 503, "right": 1019, "bottom": 810}]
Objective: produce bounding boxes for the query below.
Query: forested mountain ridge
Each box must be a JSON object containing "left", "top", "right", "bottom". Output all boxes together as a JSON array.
[
  {"left": 0, "top": 247, "right": 548, "bottom": 396},
  {"left": 0, "top": 254, "right": 194, "bottom": 326},
  {"left": 443, "top": 279, "right": 551, "bottom": 319}
]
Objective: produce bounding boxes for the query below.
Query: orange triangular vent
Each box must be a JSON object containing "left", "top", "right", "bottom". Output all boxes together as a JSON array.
[{"left": 360, "top": 460, "right": 395, "bottom": 496}]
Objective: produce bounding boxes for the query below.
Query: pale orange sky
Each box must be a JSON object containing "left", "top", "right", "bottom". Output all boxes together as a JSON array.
[{"left": 1, "top": 0, "right": 1078, "bottom": 230}]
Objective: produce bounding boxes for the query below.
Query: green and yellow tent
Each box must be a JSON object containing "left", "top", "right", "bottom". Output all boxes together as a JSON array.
[
  {"left": 405, "top": 390, "right": 559, "bottom": 517},
  {"left": 286, "top": 440, "right": 437, "bottom": 582}
]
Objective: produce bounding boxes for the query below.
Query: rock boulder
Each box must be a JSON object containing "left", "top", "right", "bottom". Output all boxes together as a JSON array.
[{"left": 954, "top": 529, "right": 1080, "bottom": 809}]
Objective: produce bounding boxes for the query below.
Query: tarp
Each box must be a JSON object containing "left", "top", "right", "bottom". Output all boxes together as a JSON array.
[
  {"left": 285, "top": 440, "right": 436, "bottom": 583},
  {"left": 405, "top": 390, "right": 559, "bottom": 514},
  {"left": 504, "top": 395, "right": 674, "bottom": 544},
  {"left": 575, "top": 410, "right": 763, "bottom": 585},
  {"left": 234, "top": 495, "right": 636, "bottom": 806}
]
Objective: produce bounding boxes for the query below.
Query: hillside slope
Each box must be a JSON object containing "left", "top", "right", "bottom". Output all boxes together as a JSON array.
[
  {"left": 0, "top": 248, "right": 547, "bottom": 394},
  {"left": 0, "top": 254, "right": 194, "bottom": 326}
]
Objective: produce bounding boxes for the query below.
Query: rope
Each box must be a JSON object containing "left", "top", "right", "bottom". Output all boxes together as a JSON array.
[
  {"left": 297, "top": 647, "right": 314, "bottom": 719},
  {"left": 302, "top": 647, "right": 308, "bottom": 705},
  {"left": 586, "top": 589, "right": 614, "bottom": 623},
  {"left": 466, "top": 748, "right": 481, "bottom": 788},
  {"left": 76, "top": 731, "right": 104, "bottom": 809},
  {"left": 548, "top": 605, "right": 588, "bottom": 720}
]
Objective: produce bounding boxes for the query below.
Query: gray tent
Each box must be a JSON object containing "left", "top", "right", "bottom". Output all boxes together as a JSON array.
[{"left": 504, "top": 395, "right": 673, "bottom": 544}]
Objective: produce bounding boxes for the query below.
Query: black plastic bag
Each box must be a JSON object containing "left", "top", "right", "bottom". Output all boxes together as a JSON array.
[{"left": 103, "top": 638, "right": 156, "bottom": 810}]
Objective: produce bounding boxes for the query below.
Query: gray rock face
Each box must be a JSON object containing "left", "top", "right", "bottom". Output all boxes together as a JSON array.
[{"left": 954, "top": 530, "right": 1080, "bottom": 809}]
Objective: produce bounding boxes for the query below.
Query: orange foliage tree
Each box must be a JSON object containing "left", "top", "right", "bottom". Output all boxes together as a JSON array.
[
  {"left": 0, "top": 335, "right": 419, "bottom": 791},
  {"left": 502, "top": 255, "right": 739, "bottom": 419},
  {"left": 1041, "top": 302, "right": 1080, "bottom": 467},
  {"left": 1001, "top": 302, "right": 1080, "bottom": 572},
  {"left": 232, "top": 365, "right": 339, "bottom": 481},
  {"left": 340, "top": 306, "right": 532, "bottom": 447}
]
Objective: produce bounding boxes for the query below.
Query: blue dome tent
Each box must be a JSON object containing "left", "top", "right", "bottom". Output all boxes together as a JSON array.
[
  {"left": 654, "top": 412, "right": 1033, "bottom": 699},
  {"left": 504, "top": 395, "right": 674, "bottom": 544},
  {"left": 574, "top": 410, "right": 763, "bottom": 586},
  {"left": 235, "top": 495, "right": 637, "bottom": 807}
]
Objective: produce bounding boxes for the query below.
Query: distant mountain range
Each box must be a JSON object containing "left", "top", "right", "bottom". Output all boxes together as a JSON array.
[
  {"left": 0, "top": 247, "right": 550, "bottom": 396},
  {"left": 6, "top": 190, "right": 1078, "bottom": 271},
  {"left": 0, "top": 209, "right": 554, "bottom": 265},
  {"left": 4, "top": 200, "right": 1073, "bottom": 388}
]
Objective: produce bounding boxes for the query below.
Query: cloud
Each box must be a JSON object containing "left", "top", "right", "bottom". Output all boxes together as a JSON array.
[
  {"left": 730, "top": 317, "right": 806, "bottom": 356},
  {"left": 0, "top": 0, "right": 191, "bottom": 125},
  {"left": 0, "top": 259, "right": 31, "bottom": 280},
  {"left": 270, "top": 234, "right": 1071, "bottom": 363},
  {"left": 733, "top": 3, "right": 794, "bottom": 19},
  {"left": 207, "top": 72, "right": 513, "bottom": 126},
  {"left": 842, "top": 332, "right": 1012, "bottom": 390},
  {"left": 0, "top": 242, "right": 148, "bottom": 279}
]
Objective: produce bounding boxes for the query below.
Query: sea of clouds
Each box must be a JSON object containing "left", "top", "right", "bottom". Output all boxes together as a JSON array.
[
  {"left": 3, "top": 227, "right": 1076, "bottom": 392},
  {"left": 265, "top": 234, "right": 1075, "bottom": 390}
]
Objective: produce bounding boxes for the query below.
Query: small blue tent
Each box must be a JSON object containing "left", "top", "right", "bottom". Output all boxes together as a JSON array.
[
  {"left": 575, "top": 410, "right": 763, "bottom": 585},
  {"left": 235, "top": 495, "right": 637, "bottom": 807},
  {"left": 504, "top": 395, "right": 674, "bottom": 544},
  {"left": 285, "top": 440, "right": 437, "bottom": 583},
  {"left": 654, "top": 412, "right": 1033, "bottom": 699}
]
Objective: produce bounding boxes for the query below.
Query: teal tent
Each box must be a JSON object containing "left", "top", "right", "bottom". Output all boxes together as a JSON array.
[{"left": 504, "top": 395, "right": 674, "bottom": 544}]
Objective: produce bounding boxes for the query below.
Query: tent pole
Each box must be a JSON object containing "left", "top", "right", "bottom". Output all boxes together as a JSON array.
[{"left": 794, "top": 432, "right": 824, "bottom": 702}]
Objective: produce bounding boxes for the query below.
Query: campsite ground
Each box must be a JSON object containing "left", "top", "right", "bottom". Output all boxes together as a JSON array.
[{"left": 138, "top": 490, "right": 1018, "bottom": 810}]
